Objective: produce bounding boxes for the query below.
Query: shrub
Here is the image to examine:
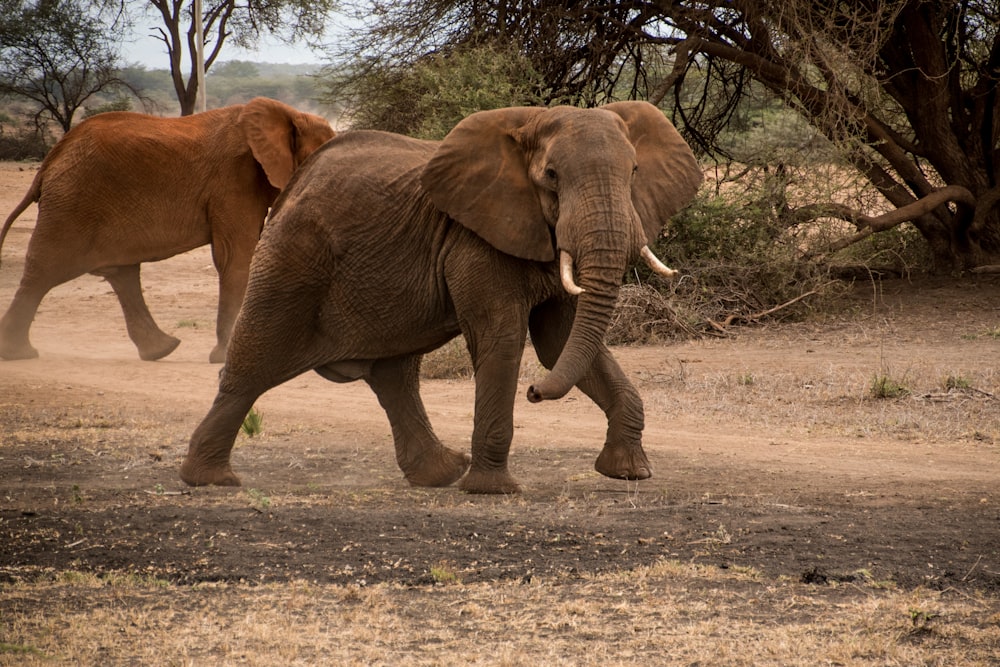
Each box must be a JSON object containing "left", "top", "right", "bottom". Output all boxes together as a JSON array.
[
  {"left": 613, "top": 187, "right": 839, "bottom": 344},
  {"left": 327, "top": 39, "right": 549, "bottom": 139},
  {"left": 0, "top": 125, "right": 48, "bottom": 160},
  {"left": 421, "top": 339, "right": 474, "bottom": 380}
]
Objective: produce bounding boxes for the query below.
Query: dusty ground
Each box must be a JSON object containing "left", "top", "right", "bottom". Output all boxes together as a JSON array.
[{"left": 1, "top": 160, "right": 999, "bottom": 664}]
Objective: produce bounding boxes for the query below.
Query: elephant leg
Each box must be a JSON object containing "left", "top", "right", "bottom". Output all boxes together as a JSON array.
[
  {"left": 364, "top": 354, "right": 471, "bottom": 487},
  {"left": 209, "top": 231, "right": 256, "bottom": 364},
  {"left": 95, "top": 265, "right": 180, "bottom": 361},
  {"left": 182, "top": 266, "right": 331, "bottom": 486},
  {"left": 180, "top": 388, "right": 258, "bottom": 486},
  {"left": 0, "top": 256, "right": 87, "bottom": 360},
  {"left": 575, "top": 352, "right": 650, "bottom": 480},
  {"left": 459, "top": 324, "right": 529, "bottom": 494},
  {"left": 0, "top": 283, "right": 47, "bottom": 360},
  {"left": 529, "top": 299, "right": 651, "bottom": 481}
]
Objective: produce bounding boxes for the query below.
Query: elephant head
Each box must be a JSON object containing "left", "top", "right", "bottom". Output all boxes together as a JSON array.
[
  {"left": 239, "top": 97, "right": 335, "bottom": 190},
  {"left": 422, "top": 102, "right": 702, "bottom": 402}
]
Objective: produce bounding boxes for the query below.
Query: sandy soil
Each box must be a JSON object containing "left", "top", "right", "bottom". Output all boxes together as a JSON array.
[{"left": 1, "top": 158, "right": 998, "bottom": 595}]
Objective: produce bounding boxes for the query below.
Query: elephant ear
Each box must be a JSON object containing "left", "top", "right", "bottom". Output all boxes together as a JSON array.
[
  {"left": 239, "top": 97, "right": 300, "bottom": 189},
  {"left": 422, "top": 106, "right": 554, "bottom": 262},
  {"left": 602, "top": 101, "right": 703, "bottom": 245}
]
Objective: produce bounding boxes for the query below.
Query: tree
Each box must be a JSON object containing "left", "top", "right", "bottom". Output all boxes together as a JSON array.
[
  {"left": 141, "top": 0, "right": 337, "bottom": 115},
  {"left": 337, "top": 1, "right": 1000, "bottom": 272},
  {"left": 323, "top": 40, "right": 549, "bottom": 138},
  {"left": 0, "top": 0, "right": 136, "bottom": 132}
]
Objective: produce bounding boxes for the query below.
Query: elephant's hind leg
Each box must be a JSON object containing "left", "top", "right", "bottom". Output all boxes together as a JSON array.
[
  {"left": 0, "top": 260, "right": 80, "bottom": 359},
  {"left": 180, "top": 388, "right": 255, "bottom": 486},
  {"left": 95, "top": 265, "right": 181, "bottom": 361},
  {"left": 0, "top": 283, "right": 45, "bottom": 360},
  {"left": 365, "top": 355, "right": 471, "bottom": 487}
]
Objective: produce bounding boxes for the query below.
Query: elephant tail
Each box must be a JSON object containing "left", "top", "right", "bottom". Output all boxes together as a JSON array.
[{"left": 0, "top": 169, "right": 43, "bottom": 267}]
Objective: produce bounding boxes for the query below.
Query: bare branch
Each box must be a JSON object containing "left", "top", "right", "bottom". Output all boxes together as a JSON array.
[{"left": 809, "top": 185, "right": 977, "bottom": 258}]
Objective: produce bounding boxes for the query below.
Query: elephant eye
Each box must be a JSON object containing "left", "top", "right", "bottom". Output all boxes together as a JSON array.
[
  {"left": 544, "top": 167, "right": 558, "bottom": 182},
  {"left": 632, "top": 164, "right": 639, "bottom": 175}
]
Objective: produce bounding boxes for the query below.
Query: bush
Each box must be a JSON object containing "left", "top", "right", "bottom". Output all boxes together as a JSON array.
[
  {"left": 421, "top": 339, "right": 474, "bottom": 380},
  {"left": 327, "top": 39, "right": 549, "bottom": 139},
  {"left": 83, "top": 97, "right": 134, "bottom": 118},
  {"left": 612, "top": 187, "right": 841, "bottom": 344},
  {"left": 0, "top": 125, "right": 48, "bottom": 160}
]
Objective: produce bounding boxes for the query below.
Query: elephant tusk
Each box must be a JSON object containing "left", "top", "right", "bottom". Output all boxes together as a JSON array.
[
  {"left": 641, "top": 245, "right": 678, "bottom": 279},
  {"left": 559, "top": 250, "right": 585, "bottom": 295}
]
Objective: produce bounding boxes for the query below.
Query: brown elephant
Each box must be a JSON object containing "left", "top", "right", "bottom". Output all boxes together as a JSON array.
[
  {"left": 0, "top": 97, "right": 334, "bottom": 362},
  {"left": 181, "top": 101, "right": 702, "bottom": 494}
]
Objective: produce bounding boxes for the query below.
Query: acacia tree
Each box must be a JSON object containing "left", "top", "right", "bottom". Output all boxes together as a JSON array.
[
  {"left": 337, "top": 1, "right": 1000, "bottom": 272},
  {"left": 0, "top": 0, "right": 135, "bottom": 132},
  {"left": 142, "top": 0, "right": 337, "bottom": 115}
]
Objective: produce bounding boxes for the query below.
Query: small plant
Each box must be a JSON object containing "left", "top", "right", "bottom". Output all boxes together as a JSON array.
[
  {"left": 241, "top": 406, "right": 263, "bottom": 437},
  {"left": 909, "top": 607, "right": 938, "bottom": 630},
  {"left": 0, "top": 642, "right": 44, "bottom": 656},
  {"left": 943, "top": 374, "right": 972, "bottom": 391},
  {"left": 737, "top": 372, "right": 755, "bottom": 386},
  {"left": 246, "top": 488, "right": 271, "bottom": 511},
  {"left": 176, "top": 319, "right": 200, "bottom": 329},
  {"left": 870, "top": 373, "right": 909, "bottom": 399},
  {"left": 430, "top": 563, "right": 461, "bottom": 585}
]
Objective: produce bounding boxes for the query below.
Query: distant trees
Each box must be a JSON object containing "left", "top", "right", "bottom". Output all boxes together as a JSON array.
[
  {"left": 333, "top": 1, "right": 1000, "bottom": 271},
  {"left": 0, "top": 0, "right": 136, "bottom": 132},
  {"left": 141, "top": 0, "right": 336, "bottom": 115}
]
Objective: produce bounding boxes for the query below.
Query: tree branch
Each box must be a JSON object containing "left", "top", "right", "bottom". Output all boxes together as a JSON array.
[{"left": 807, "top": 185, "right": 977, "bottom": 258}]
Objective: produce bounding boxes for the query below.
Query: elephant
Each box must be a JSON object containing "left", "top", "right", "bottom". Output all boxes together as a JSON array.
[
  {"left": 0, "top": 97, "right": 334, "bottom": 362},
  {"left": 180, "top": 101, "right": 703, "bottom": 494}
]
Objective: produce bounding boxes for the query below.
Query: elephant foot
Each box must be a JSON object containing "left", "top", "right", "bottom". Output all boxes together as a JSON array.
[
  {"left": 0, "top": 340, "right": 39, "bottom": 360},
  {"left": 209, "top": 343, "right": 227, "bottom": 364},
  {"left": 137, "top": 335, "right": 181, "bottom": 362},
  {"left": 595, "top": 444, "right": 652, "bottom": 481},
  {"left": 403, "top": 446, "right": 471, "bottom": 488},
  {"left": 459, "top": 467, "right": 521, "bottom": 494},
  {"left": 179, "top": 457, "right": 242, "bottom": 487}
]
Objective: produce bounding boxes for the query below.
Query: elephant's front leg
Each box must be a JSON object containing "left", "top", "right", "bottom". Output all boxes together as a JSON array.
[
  {"left": 575, "top": 350, "right": 651, "bottom": 480},
  {"left": 365, "top": 355, "right": 471, "bottom": 487},
  {"left": 95, "top": 265, "right": 181, "bottom": 361},
  {"left": 459, "top": 326, "right": 529, "bottom": 494},
  {"left": 529, "top": 300, "right": 651, "bottom": 481}
]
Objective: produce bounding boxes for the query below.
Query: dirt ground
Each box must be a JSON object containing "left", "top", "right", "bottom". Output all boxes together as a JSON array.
[{"left": 1, "top": 160, "right": 999, "bottom": 664}]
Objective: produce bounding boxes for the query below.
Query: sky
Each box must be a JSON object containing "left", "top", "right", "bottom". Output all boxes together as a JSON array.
[{"left": 124, "top": 26, "right": 327, "bottom": 69}]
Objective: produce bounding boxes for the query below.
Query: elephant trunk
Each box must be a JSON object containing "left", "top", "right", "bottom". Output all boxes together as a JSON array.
[{"left": 527, "top": 227, "right": 633, "bottom": 403}]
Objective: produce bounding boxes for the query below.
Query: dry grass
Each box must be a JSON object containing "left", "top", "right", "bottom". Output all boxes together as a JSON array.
[
  {"left": 3, "top": 563, "right": 998, "bottom": 666},
  {"left": 421, "top": 338, "right": 474, "bottom": 379},
  {"left": 638, "top": 345, "right": 1000, "bottom": 446}
]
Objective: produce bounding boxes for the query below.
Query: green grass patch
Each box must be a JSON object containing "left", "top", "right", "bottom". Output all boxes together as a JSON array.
[
  {"left": 870, "top": 373, "right": 909, "bottom": 399},
  {"left": 241, "top": 406, "right": 263, "bottom": 437}
]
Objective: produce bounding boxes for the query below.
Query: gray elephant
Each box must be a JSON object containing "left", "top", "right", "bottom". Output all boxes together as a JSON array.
[
  {"left": 181, "top": 101, "right": 702, "bottom": 494},
  {"left": 0, "top": 97, "right": 334, "bottom": 362}
]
